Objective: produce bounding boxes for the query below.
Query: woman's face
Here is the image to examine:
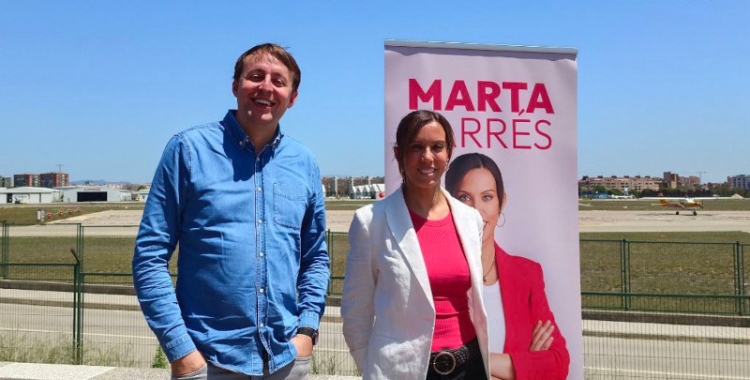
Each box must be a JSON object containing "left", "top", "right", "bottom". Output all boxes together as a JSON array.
[
  {"left": 453, "top": 167, "right": 503, "bottom": 245},
  {"left": 399, "top": 121, "right": 450, "bottom": 192}
]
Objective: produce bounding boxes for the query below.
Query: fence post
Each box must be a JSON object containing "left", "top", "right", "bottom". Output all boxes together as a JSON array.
[
  {"left": 73, "top": 223, "right": 85, "bottom": 363},
  {"left": 0, "top": 221, "right": 7, "bottom": 279},
  {"left": 325, "top": 229, "right": 331, "bottom": 296},
  {"left": 77, "top": 271, "right": 84, "bottom": 364},
  {"left": 77, "top": 224, "right": 84, "bottom": 273},
  {"left": 621, "top": 239, "right": 631, "bottom": 310},
  {"left": 735, "top": 241, "right": 746, "bottom": 316},
  {"left": 70, "top": 255, "right": 83, "bottom": 364}
]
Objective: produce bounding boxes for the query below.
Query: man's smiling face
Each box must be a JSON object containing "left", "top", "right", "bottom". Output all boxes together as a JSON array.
[{"left": 232, "top": 52, "right": 298, "bottom": 132}]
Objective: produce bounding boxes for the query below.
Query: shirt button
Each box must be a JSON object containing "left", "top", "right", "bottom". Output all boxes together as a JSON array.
[
  {"left": 258, "top": 219, "right": 263, "bottom": 224},
  {"left": 260, "top": 322, "right": 264, "bottom": 328},
  {"left": 259, "top": 252, "right": 264, "bottom": 257},
  {"left": 259, "top": 288, "right": 265, "bottom": 294},
  {"left": 257, "top": 187, "right": 262, "bottom": 192}
]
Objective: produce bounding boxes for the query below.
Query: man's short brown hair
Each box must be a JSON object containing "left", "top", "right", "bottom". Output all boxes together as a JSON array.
[{"left": 233, "top": 43, "right": 301, "bottom": 92}]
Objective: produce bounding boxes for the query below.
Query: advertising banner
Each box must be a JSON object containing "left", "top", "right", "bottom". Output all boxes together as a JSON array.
[{"left": 385, "top": 40, "right": 581, "bottom": 379}]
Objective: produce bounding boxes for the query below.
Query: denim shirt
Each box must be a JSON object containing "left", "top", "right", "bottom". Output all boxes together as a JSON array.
[{"left": 133, "top": 110, "right": 330, "bottom": 376}]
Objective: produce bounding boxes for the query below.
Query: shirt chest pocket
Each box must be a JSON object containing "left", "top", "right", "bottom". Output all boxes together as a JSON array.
[{"left": 273, "top": 183, "right": 308, "bottom": 229}]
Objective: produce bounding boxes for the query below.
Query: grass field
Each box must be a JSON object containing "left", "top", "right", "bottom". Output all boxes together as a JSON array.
[
  {"left": 324, "top": 199, "right": 375, "bottom": 210},
  {"left": 2, "top": 202, "right": 750, "bottom": 315},
  {"left": 580, "top": 231, "right": 750, "bottom": 243},
  {"left": 3, "top": 230, "right": 748, "bottom": 289}
]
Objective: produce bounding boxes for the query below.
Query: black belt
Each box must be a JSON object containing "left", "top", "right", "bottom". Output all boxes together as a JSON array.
[{"left": 429, "top": 339, "right": 479, "bottom": 376}]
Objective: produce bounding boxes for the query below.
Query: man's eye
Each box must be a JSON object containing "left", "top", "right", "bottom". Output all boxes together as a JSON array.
[{"left": 432, "top": 144, "right": 444, "bottom": 152}]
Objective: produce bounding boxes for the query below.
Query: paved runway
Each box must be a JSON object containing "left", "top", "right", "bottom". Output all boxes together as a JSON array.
[{"left": 44, "top": 209, "right": 750, "bottom": 234}]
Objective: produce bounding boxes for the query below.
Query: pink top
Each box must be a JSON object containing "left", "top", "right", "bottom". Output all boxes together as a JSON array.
[{"left": 409, "top": 209, "right": 476, "bottom": 351}]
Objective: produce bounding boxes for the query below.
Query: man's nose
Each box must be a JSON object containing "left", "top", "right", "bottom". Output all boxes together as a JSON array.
[{"left": 258, "top": 76, "right": 272, "bottom": 90}]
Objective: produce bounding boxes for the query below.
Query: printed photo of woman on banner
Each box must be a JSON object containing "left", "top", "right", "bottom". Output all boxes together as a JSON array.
[
  {"left": 384, "top": 40, "right": 581, "bottom": 380},
  {"left": 445, "top": 152, "right": 570, "bottom": 379}
]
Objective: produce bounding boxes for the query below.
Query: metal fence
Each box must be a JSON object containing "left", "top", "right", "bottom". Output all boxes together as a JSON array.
[
  {"left": 1, "top": 223, "right": 749, "bottom": 378},
  {"left": 580, "top": 239, "right": 749, "bottom": 316}
]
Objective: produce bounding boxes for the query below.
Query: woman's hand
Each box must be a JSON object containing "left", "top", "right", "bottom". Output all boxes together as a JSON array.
[{"left": 529, "top": 320, "right": 555, "bottom": 351}]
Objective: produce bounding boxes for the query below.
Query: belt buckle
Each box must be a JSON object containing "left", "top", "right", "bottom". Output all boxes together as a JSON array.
[{"left": 432, "top": 350, "right": 457, "bottom": 375}]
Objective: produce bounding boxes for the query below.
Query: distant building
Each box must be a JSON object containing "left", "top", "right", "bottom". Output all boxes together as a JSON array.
[
  {"left": 0, "top": 186, "right": 54, "bottom": 204},
  {"left": 137, "top": 188, "right": 151, "bottom": 202},
  {"left": 321, "top": 176, "right": 385, "bottom": 198},
  {"left": 728, "top": 174, "right": 750, "bottom": 190},
  {"left": 663, "top": 171, "right": 679, "bottom": 188},
  {"left": 0, "top": 176, "right": 12, "bottom": 188},
  {"left": 40, "top": 172, "right": 70, "bottom": 188},
  {"left": 579, "top": 175, "right": 660, "bottom": 193},
  {"left": 350, "top": 183, "right": 386, "bottom": 200},
  {"left": 13, "top": 173, "right": 40, "bottom": 187},
  {"left": 662, "top": 171, "right": 702, "bottom": 189},
  {"left": 684, "top": 175, "right": 700, "bottom": 188},
  {"left": 60, "top": 186, "right": 129, "bottom": 203}
]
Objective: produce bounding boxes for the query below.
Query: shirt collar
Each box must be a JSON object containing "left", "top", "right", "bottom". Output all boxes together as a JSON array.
[{"left": 224, "top": 110, "right": 284, "bottom": 151}]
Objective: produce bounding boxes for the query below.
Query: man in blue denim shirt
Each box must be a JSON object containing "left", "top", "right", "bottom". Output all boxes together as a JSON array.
[{"left": 133, "top": 43, "right": 330, "bottom": 380}]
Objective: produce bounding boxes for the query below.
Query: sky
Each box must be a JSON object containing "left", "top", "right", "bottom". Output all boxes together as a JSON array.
[{"left": 1, "top": 1, "right": 748, "bottom": 184}]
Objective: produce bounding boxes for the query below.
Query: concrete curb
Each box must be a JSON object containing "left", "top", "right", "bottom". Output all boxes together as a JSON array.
[{"left": 0, "top": 362, "right": 361, "bottom": 380}]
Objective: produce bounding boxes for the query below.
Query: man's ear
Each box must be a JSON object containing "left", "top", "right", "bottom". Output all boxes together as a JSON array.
[
  {"left": 287, "top": 89, "right": 299, "bottom": 108},
  {"left": 232, "top": 79, "right": 239, "bottom": 97}
]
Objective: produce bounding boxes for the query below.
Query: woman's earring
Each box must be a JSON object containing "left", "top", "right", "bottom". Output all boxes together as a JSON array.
[{"left": 497, "top": 212, "right": 506, "bottom": 227}]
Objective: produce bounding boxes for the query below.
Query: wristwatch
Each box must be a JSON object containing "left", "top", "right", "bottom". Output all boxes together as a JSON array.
[{"left": 296, "top": 327, "right": 319, "bottom": 346}]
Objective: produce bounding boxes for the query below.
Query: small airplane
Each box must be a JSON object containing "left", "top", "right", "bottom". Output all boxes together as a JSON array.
[
  {"left": 658, "top": 198, "right": 704, "bottom": 216},
  {"left": 640, "top": 193, "right": 714, "bottom": 215}
]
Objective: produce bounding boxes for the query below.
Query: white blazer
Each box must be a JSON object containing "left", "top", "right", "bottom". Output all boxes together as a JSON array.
[{"left": 341, "top": 187, "right": 490, "bottom": 380}]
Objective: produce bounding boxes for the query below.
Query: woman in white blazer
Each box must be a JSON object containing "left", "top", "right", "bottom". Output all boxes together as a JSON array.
[{"left": 341, "top": 110, "right": 490, "bottom": 380}]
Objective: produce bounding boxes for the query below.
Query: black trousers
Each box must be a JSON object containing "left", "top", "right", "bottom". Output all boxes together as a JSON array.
[{"left": 425, "top": 339, "right": 487, "bottom": 380}]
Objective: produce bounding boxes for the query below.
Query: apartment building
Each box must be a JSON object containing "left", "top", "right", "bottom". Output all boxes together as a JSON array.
[
  {"left": 0, "top": 177, "right": 12, "bottom": 188},
  {"left": 13, "top": 173, "right": 40, "bottom": 187},
  {"left": 728, "top": 174, "right": 750, "bottom": 190},
  {"left": 40, "top": 172, "right": 70, "bottom": 188},
  {"left": 579, "top": 175, "right": 661, "bottom": 192}
]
